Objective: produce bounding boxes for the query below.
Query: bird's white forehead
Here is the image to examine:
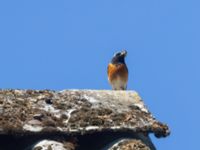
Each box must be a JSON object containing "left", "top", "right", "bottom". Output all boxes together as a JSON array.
[
  {"left": 113, "top": 50, "right": 127, "bottom": 57},
  {"left": 113, "top": 51, "right": 121, "bottom": 57}
]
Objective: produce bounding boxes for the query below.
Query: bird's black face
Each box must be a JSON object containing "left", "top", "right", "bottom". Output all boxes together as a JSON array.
[{"left": 111, "top": 50, "right": 127, "bottom": 64}]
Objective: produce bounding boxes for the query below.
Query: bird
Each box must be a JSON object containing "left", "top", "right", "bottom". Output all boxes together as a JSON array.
[{"left": 107, "top": 50, "right": 128, "bottom": 90}]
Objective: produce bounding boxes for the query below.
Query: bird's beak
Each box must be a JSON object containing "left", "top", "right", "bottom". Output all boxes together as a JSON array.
[{"left": 121, "top": 50, "right": 127, "bottom": 57}]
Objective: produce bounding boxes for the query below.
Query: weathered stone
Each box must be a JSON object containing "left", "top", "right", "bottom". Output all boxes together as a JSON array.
[
  {"left": 108, "top": 139, "right": 151, "bottom": 150},
  {"left": 33, "top": 140, "right": 75, "bottom": 150},
  {"left": 0, "top": 89, "right": 170, "bottom": 150}
]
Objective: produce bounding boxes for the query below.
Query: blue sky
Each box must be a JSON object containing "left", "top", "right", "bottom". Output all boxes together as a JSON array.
[{"left": 0, "top": 0, "right": 200, "bottom": 149}]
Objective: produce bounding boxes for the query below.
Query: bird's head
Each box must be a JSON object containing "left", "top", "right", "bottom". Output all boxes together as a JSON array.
[{"left": 111, "top": 50, "right": 127, "bottom": 64}]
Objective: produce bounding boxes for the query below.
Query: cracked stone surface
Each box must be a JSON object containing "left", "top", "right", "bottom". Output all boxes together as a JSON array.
[
  {"left": 0, "top": 89, "right": 169, "bottom": 137},
  {"left": 0, "top": 89, "right": 170, "bottom": 150}
]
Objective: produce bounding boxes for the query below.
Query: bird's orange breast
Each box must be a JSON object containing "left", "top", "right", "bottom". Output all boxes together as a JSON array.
[{"left": 107, "top": 63, "right": 128, "bottom": 83}]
